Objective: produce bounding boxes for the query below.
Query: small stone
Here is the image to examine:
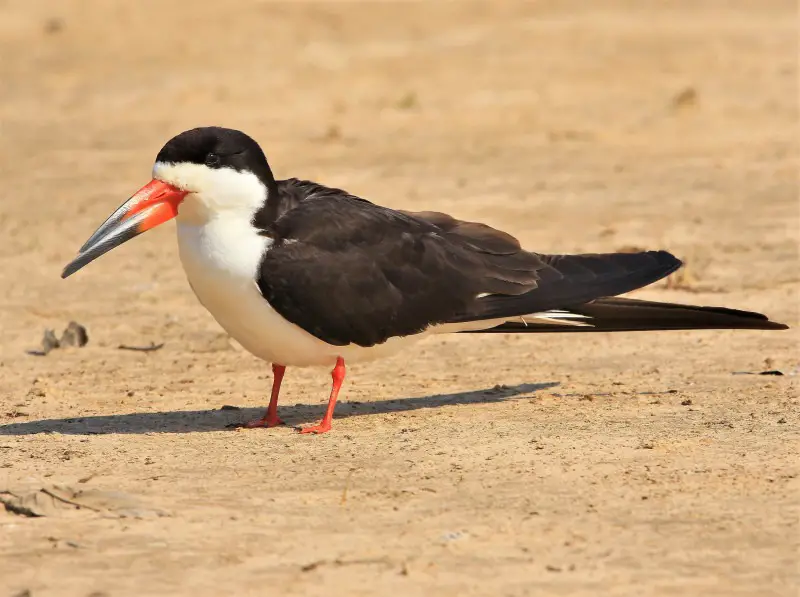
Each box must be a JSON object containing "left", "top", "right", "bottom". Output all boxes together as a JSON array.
[{"left": 60, "top": 322, "right": 89, "bottom": 347}]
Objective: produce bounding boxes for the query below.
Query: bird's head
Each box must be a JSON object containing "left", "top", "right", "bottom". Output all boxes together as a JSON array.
[{"left": 62, "top": 127, "right": 275, "bottom": 278}]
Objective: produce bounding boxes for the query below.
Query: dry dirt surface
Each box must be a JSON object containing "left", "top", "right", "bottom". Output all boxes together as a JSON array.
[{"left": 0, "top": 1, "right": 798, "bottom": 596}]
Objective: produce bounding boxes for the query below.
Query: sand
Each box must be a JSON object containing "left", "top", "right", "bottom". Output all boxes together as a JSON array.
[{"left": 0, "top": 1, "right": 798, "bottom": 595}]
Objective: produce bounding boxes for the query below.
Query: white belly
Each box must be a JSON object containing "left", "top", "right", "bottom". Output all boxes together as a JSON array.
[{"left": 175, "top": 218, "right": 425, "bottom": 367}]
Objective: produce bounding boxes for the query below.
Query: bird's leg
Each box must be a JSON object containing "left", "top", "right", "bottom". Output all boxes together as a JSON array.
[
  {"left": 298, "top": 357, "right": 345, "bottom": 435},
  {"left": 244, "top": 364, "right": 286, "bottom": 428}
]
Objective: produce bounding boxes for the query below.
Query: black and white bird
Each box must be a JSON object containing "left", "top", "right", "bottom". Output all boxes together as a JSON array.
[{"left": 61, "top": 127, "right": 788, "bottom": 434}]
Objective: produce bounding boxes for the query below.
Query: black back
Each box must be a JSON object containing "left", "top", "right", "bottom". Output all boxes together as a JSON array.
[{"left": 256, "top": 180, "right": 681, "bottom": 347}]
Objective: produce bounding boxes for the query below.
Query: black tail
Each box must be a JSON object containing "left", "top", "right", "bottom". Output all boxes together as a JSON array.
[
  {"left": 469, "top": 297, "right": 788, "bottom": 334},
  {"left": 449, "top": 250, "right": 683, "bottom": 323}
]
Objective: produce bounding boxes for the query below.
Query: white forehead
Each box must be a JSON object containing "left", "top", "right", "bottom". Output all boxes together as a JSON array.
[{"left": 153, "top": 161, "right": 267, "bottom": 221}]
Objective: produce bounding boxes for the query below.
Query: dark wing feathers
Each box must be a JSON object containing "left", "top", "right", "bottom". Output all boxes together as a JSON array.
[
  {"left": 473, "top": 296, "right": 788, "bottom": 333},
  {"left": 255, "top": 180, "right": 685, "bottom": 347},
  {"left": 450, "top": 251, "right": 682, "bottom": 323},
  {"left": 403, "top": 210, "right": 523, "bottom": 255},
  {"left": 257, "top": 189, "right": 500, "bottom": 346}
]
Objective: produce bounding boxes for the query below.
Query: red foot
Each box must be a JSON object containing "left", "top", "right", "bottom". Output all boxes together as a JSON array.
[
  {"left": 297, "top": 422, "right": 332, "bottom": 435},
  {"left": 242, "top": 363, "right": 286, "bottom": 430},
  {"left": 296, "top": 357, "right": 345, "bottom": 435},
  {"left": 243, "top": 416, "right": 285, "bottom": 429}
]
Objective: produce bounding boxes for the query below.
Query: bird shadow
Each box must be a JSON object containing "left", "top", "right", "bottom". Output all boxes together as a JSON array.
[{"left": 0, "top": 382, "right": 559, "bottom": 436}]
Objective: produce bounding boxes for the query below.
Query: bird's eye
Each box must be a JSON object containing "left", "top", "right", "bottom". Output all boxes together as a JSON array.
[{"left": 205, "top": 153, "right": 221, "bottom": 168}]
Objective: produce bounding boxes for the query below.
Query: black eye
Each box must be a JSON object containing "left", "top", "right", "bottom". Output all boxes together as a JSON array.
[{"left": 205, "top": 153, "right": 221, "bottom": 168}]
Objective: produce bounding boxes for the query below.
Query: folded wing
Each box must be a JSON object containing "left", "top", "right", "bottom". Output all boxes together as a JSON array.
[{"left": 255, "top": 183, "right": 710, "bottom": 347}]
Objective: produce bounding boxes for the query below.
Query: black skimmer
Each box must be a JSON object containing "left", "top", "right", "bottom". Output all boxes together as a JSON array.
[{"left": 61, "top": 127, "right": 788, "bottom": 434}]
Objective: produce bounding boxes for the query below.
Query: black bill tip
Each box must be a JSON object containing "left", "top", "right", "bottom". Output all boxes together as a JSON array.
[{"left": 60, "top": 206, "right": 156, "bottom": 279}]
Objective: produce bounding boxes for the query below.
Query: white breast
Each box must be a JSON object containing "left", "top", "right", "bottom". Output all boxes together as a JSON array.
[{"left": 175, "top": 217, "right": 426, "bottom": 368}]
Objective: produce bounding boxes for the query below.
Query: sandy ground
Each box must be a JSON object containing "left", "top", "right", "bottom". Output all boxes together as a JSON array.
[{"left": 0, "top": 1, "right": 798, "bottom": 595}]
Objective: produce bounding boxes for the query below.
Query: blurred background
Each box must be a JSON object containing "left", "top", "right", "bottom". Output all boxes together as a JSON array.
[
  {"left": 0, "top": 0, "right": 796, "bottom": 345},
  {"left": 0, "top": 1, "right": 797, "bottom": 595}
]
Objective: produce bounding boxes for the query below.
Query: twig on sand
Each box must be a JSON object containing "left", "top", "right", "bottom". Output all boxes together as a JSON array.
[
  {"left": 118, "top": 342, "right": 165, "bottom": 353},
  {"left": 39, "top": 488, "right": 104, "bottom": 513}
]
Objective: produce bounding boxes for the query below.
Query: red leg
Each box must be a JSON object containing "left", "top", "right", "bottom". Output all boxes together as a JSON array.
[
  {"left": 299, "top": 357, "right": 345, "bottom": 435},
  {"left": 244, "top": 364, "right": 286, "bottom": 428}
]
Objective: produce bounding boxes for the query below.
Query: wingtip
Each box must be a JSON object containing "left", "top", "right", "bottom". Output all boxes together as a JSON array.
[
  {"left": 648, "top": 250, "right": 683, "bottom": 281},
  {"left": 655, "top": 250, "right": 683, "bottom": 270}
]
